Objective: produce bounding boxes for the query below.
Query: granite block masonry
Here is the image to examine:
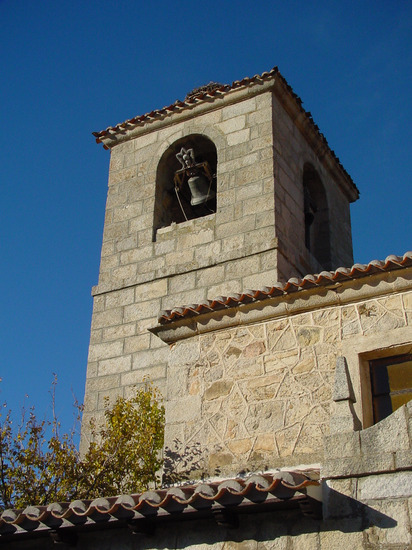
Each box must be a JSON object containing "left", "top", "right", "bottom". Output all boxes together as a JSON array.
[{"left": 81, "top": 69, "right": 358, "bottom": 449}]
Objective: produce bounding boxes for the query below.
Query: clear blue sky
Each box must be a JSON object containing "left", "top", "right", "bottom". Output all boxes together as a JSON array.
[{"left": 1, "top": 1, "right": 411, "bottom": 434}]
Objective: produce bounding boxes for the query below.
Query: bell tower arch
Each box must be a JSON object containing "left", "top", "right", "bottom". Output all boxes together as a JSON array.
[{"left": 153, "top": 134, "right": 217, "bottom": 237}]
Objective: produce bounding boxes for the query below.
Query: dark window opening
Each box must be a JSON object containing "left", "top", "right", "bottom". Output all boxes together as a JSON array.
[
  {"left": 153, "top": 135, "right": 217, "bottom": 239},
  {"left": 369, "top": 353, "right": 412, "bottom": 423},
  {"left": 303, "top": 164, "right": 331, "bottom": 269}
]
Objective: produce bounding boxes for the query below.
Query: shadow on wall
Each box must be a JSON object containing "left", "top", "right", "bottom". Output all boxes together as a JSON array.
[
  {"left": 80, "top": 492, "right": 397, "bottom": 550},
  {"left": 163, "top": 439, "right": 207, "bottom": 484}
]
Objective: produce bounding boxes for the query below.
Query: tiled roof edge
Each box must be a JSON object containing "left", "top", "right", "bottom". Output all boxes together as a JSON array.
[
  {"left": 158, "top": 252, "right": 412, "bottom": 323},
  {"left": 91, "top": 66, "right": 358, "bottom": 194},
  {"left": 0, "top": 469, "right": 319, "bottom": 536},
  {"left": 92, "top": 67, "right": 279, "bottom": 145}
]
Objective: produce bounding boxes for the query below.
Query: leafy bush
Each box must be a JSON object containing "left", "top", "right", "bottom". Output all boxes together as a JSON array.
[{"left": 0, "top": 380, "right": 164, "bottom": 510}]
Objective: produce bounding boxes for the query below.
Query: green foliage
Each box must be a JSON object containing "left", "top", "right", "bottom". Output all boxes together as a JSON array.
[{"left": 0, "top": 379, "right": 164, "bottom": 510}]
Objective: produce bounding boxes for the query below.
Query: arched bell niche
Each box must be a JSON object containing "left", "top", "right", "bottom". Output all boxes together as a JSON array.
[
  {"left": 153, "top": 134, "right": 217, "bottom": 239},
  {"left": 303, "top": 163, "right": 332, "bottom": 270}
]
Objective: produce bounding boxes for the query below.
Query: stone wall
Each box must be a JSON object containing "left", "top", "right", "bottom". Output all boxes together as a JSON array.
[
  {"left": 163, "top": 279, "right": 412, "bottom": 480},
  {"left": 82, "top": 81, "right": 357, "bottom": 449},
  {"left": 82, "top": 90, "right": 279, "bottom": 446},
  {"left": 272, "top": 98, "right": 354, "bottom": 279}
]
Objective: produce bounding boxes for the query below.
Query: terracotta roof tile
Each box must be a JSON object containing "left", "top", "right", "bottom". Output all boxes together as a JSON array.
[
  {"left": 158, "top": 252, "right": 412, "bottom": 323},
  {"left": 92, "top": 66, "right": 357, "bottom": 196},
  {"left": 0, "top": 470, "right": 320, "bottom": 538}
]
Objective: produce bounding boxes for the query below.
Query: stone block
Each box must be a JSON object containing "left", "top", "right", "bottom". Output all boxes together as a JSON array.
[
  {"left": 105, "top": 287, "right": 135, "bottom": 308},
  {"left": 168, "top": 339, "right": 200, "bottom": 368},
  {"left": 358, "top": 472, "right": 412, "bottom": 501},
  {"left": 225, "top": 255, "right": 260, "bottom": 280},
  {"left": 193, "top": 240, "right": 222, "bottom": 264},
  {"left": 165, "top": 248, "right": 195, "bottom": 268},
  {"left": 247, "top": 107, "right": 273, "bottom": 127},
  {"left": 364, "top": 499, "right": 411, "bottom": 546},
  {"left": 196, "top": 264, "right": 225, "bottom": 288},
  {"left": 123, "top": 298, "right": 160, "bottom": 323},
  {"left": 103, "top": 220, "right": 128, "bottom": 241},
  {"left": 134, "top": 131, "right": 158, "bottom": 148},
  {"left": 112, "top": 201, "right": 143, "bottom": 223},
  {"left": 177, "top": 227, "right": 214, "bottom": 249},
  {"left": 221, "top": 234, "right": 245, "bottom": 254},
  {"left": 134, "top": 278, "right": 168, "bottom": 302},
  {"left": 324, "top": 431, "right": 360, "bottom": 460},
  {"left": 120, "top": 246, "right": 152, "bottom": 265},
  {"left": 235, "top": 181, "right": 263, "bottom": 202},
  {"left": 242, "top": 270, "right": 279, "bottom": 291},
  {"left": 242, "top": 194, "right": 274, "bottom": 216},
  {"left": 360, "top": 406, "right": 409, "bottom": 455},
  {"left": 394, "top": 449, "right": 412, "bottom": 469},
  {"left": 99, "top": 254, "right": 119, "bottom": 272},
  {"left": 168, "top": 271, "right": 196, "bottom": 294},
  {"left": 112, "top": 263, "right": 137, "bottom": 281},
  {"left": 207, "top": 279, "right": 242, "bottom": 299},
  {"left": 166, "top": 396, "right": 201, "bottom": 424},
  {"left": 154, "top": 238, "right": 175, "bottom": 256},
  {"left": 132, "top": 346, "right": 170, "bottom": 370},
  {"left": 98, "top": 355, "right": 131, "bottom": 376},
  {"left": 204, "top": 380, "right": 233, "bottom": 400},
  {"left": 217, "top": 115, "right": 246, "bottom": 134},
  {"left": 227, "top": 128, "right": 250, "bottom": 146},
  {"left": 161, "top": 287, "right": 206, "bottom": 311},
  {"left": 85, "top": 374, "right": 120, "bottom": 393},
  {"left": 88, "top": 341, "right": 124, "bottom": 362},
  {"left": 108, "top": 166, "right": 136, "bottom": 186},
  {"left": 103, "top": 323, "right": 136, "bottom": 342},
  {"left": 128, "top": 212, "right": 153, "bottom": 233},
  {"left": 120, "top": 364, "right": 166, "bottom": 386},
  {"left": 124, "top": 333, "right": 151, "bottom": 354},
  {"left": 97, "top": 387, "right": 124, "bottom": 410},
  {"left": 320, "top": 521, "right": 364, "bottom": 548},
  {"left": 222, "top": 98, "right": 256, "bottom": 120},
  {"left": 137, "top": 256, "right": 165, "bottom": 274},
  {"left": 321, "top": 457, "right": 364, "bottom": 479},
  {"left": 114, "top": 235, "right": 137, "bottom": 252},
  {"left": 322, "top": 478, "right": 356, "bottom": 518},
  {"left": 89, "top": 329, "right": 102, "bottom": 344}
]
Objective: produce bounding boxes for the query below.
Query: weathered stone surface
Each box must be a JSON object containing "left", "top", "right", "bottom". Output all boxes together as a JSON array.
[
  {"left": 332, "top": 357, "right": 355, "bottom": 402},
  {"left": 204, "top": 380, "right": 233, "bottom": 400},
  {"left": 358, "top": 472, "right": 412, "bottom": 500}
]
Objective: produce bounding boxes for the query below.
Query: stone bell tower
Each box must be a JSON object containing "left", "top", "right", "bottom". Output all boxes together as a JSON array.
[{"left": 81, "top": 67, "right": 359, "bottom": 446}]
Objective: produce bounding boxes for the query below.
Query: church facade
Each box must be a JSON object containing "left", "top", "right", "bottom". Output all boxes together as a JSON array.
[{"left": 2, "top": 67, "right": 412, "bottom": 549}]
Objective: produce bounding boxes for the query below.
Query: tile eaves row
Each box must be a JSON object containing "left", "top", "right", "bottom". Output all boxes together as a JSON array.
[
  {"left": 91, "top": 66, "right": 358, "bottom": 195},
  {"left": 0, "top": 470, "right": 319, "bottom": 536},
  {"left": 158, "top": 252, "right": 412, "bottom": 323}
]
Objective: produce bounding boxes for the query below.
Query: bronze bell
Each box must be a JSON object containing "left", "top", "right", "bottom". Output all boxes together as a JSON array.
[{"left": 188, "top": 173, "right": 216, "bottom": 206}]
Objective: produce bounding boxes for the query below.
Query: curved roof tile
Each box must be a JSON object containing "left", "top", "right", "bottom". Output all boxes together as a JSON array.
[
  {"left": 92, "top": 66, "right": 357, "bottom": 195},
  {"left": 158, "top": 252, "right": 412, "bottom": 323},
  {"left": 0, "top": 470, "right": 319, "bottom": 537}
]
